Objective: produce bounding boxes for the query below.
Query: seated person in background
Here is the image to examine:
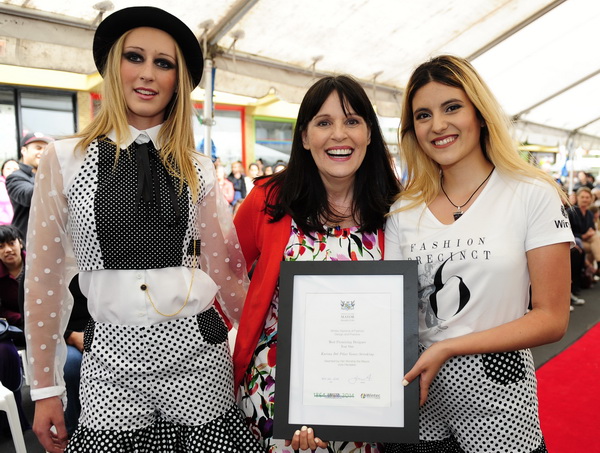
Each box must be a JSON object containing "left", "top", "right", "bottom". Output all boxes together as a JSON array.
[
  {"left": 0, "top": 224, "right": 29, "bottom": 435},
  {"left": 568, "top": 187, "right": 600, "bottom": 277},
  {"left": 63, "top": 274, "right": 91, "bottom": 437},
  {"left": 0, "top": 225, "right": 26, "bottom": 343}
]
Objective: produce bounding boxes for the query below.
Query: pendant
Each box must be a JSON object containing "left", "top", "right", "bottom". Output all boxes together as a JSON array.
[{"left": 453, "top": 211, "right": 463, "bottom": 221}]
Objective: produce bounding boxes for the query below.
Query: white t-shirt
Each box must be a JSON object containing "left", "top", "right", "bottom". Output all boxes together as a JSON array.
[{"left": 385, "top": 171, "right": 573, "bottom": 348}]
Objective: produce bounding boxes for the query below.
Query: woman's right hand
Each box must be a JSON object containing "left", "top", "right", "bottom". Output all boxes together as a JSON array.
[
  {"left": 402, "top": 340, "right": 452, "bottom": 406},
  {"left": 33, "top": 396, "right": 68, "bottom": 452},
  {"left": 284, "top": 425, "right": 328, "bottom": 451}
]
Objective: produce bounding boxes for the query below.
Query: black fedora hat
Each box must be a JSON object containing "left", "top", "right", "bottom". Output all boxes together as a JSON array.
[{"left": 93, "top": 6, "right": 203, "bottom": 87}]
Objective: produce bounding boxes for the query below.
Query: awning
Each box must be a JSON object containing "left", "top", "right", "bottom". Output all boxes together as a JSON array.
[{"left": 1, "top": 0, "right": 598, "bottom": 148}]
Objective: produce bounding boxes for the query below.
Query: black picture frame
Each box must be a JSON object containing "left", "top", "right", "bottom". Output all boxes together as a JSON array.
[{"left": 274, "top": 260, "right": 420, "bottom": 444}]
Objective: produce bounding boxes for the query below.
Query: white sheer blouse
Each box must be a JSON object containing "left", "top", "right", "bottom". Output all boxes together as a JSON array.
[{"left": 24, "top": 125, "right": 248, "bottom": 402}]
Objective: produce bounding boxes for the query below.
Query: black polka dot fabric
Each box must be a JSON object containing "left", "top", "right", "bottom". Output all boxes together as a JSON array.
[
  {"left": 67, "top": 406, "right": 262, "bottom": 452},
  {"left": 196, "top": 307, "right": 229, "bottom": 344},
  {"left": 95, "top": 139, "right": 189, "bottom": 269},
  {"left": 386, "top": 346, "right": 547, "bottom": 453},
  {"left": 481, "top": 351, "right": 526, "bottom": 385},
  {"left": 83, "top": 319, "right": 94, "bottom": 353},
  {"left": 386, "top": 436, "right": 466, "bottom": 453},
  {"left": 67, "top": 138, "right": 206, "bottom": 271},
  {"left": 69, "top": 309, "right": 263, "bottom": 452}
]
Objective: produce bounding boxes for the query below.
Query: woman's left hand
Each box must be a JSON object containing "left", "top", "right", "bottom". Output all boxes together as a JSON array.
[
  {"left": 284, "top": 425, "right": 328, "bottom": 451},
  {"left": 66, "top": 331, "right": 84, "bottom": 352},
  {"left": 402, "top": 341, "right": 451, "bottom": 406}
]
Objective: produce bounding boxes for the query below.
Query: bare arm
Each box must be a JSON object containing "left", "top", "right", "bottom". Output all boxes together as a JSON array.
[{"left": 404, "top": 242, "right": 571, "bottom": 405}]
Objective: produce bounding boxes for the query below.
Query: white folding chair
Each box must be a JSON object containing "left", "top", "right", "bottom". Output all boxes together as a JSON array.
[
  {"left": 17, "top": 349, "right": 30, "bottom": 386},
  {"left": 0, "top": 383, "right": 27, "bottom": 453}
]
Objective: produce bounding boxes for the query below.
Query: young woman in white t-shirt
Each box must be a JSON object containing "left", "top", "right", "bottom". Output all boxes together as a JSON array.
[{"left": 385, "top": 55, "right": 573, "bottom": 453}]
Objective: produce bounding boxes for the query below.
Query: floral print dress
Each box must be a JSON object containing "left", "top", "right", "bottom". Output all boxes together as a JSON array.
[{"left": 240, "top": 221, "right": 384, "bottom": 453}]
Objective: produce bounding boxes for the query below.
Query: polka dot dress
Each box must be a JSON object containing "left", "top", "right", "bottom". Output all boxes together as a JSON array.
[
  {"left": 68, "top": 307, "right": 263, "bottom": 452},
  {"left": 30, "top": 137, "right": 261, "bottom": 451},
  {"left": 386, "top": 347, "right": 547, "bottom": 453}
]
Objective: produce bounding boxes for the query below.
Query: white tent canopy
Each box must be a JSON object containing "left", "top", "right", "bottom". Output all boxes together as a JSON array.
[{"left": 1, "top": 0, "right": 599, "bottom": 148}]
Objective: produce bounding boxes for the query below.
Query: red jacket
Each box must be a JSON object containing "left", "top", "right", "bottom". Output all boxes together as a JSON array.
[
  {"left": 233, "top": 181, "right": 292, "bottom": 387},
  {"left": 232, "top": 180, "right": 384, "bottom": 388}
]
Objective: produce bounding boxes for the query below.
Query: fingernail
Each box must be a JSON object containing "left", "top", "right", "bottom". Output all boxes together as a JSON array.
[
  {"left": 294, "top": 430, "right": 300, "bottom": 436},
  {"left": 301, "top": 425, "right": 308, "bottom": 431},
  {"left": 402, "top": 379, "right": 409, "bottom": 386},
  {"left": 307, "top": 427, "right": 313, "bottom": 434}
]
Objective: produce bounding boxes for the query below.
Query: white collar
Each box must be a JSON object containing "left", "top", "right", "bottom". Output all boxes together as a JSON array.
[{"left": 106, "top": 124, "right": 163, "bottom": 149}]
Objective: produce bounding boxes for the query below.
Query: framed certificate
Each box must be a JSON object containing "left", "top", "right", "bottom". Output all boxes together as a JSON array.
[{"left": 274, "top": 260, "right": 419, "bottom": 444}]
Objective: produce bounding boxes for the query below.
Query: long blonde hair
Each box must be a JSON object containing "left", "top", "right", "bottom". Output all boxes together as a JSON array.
[
  {"left": 75, "top": 29, "right": 200, "bottom": 200},
  {"left": 397, "top": 55, "right": 567, "bottom": 212}
]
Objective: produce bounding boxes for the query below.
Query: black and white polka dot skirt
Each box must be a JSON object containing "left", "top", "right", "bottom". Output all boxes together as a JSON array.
[
  {"left": 386, "top": 346, "right": 547, "bottom": 453},
  {"left": 67, "top": 307, "right": 264, "bottom": 452}
]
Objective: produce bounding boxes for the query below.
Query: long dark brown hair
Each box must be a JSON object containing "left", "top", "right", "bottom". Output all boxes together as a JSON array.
[{"left": 261, "top": 74, "right": 401, "bottom": 234}]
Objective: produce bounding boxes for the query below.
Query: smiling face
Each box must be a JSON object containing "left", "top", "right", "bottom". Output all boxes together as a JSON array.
[
  {"left": 21, "top": 142, "right": 47, "bottom": 170},
  {"left": 120, "top": 27, "right": 178, "bottom": 129},
  {"left": 412, "top": 81, "right": 483, "bottom": 171},
  {"left": 302, "top": 91, "right": 370, "bottom": 187}
]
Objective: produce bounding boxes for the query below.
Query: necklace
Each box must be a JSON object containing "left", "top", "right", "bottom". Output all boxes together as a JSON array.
[
  {"left": 440, "top": 167, "right": 494, "bottom": 221},
  {"left": 143, "top": 241, "right": 198, "bottom": 317}
]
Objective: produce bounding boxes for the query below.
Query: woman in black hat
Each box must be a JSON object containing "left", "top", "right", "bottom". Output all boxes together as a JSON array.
[{"left": 24, "top": 7, "right": 262, "bottom": 453}]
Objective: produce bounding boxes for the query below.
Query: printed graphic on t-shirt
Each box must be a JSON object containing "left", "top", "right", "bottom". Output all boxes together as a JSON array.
[{"left": 412, "top": 236, "right": 491, "bottom": 333}]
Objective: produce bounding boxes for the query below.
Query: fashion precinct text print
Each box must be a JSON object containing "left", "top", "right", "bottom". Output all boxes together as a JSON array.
[{"left": 408, "top": 236, "right": 491, "bottom": 265}]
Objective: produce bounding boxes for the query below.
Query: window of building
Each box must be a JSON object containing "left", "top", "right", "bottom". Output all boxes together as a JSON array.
[
  {"left": 254, "top": 117, "right": 294, "bottom": 166},
  {"left": 194, "top": 104, "right": 245, "bottom": 167},
  {"left": 0, "top": 89, "right": 18, "bottom": 163},
  {"left": 0, "top": 87, "right": 77, "bottom": 162}
]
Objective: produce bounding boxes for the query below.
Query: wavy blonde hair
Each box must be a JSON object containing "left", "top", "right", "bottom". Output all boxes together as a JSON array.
[
  {"left": 75, "top": 30, "right": 200, "bottom": 200},
  {"left": 396, "top": 54, "right": 567, "bottom": 212}
]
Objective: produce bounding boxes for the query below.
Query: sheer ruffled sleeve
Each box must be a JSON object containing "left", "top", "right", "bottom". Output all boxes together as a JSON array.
[
  {"left": 195, "top": 156, "right": 249, "bottom": 328},
  {"left": 24, "top": 142, "right": 77, "bottom": 402}
]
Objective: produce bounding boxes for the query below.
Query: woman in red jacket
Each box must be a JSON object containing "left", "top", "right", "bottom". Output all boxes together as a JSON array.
[{"left": 233, "top": 75, "right": 401, "bottom": 452}]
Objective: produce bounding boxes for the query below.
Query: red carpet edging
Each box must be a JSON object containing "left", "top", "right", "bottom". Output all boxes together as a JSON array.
[{"left": 536, "top": 322, "right": 599, "bottom": 452}]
